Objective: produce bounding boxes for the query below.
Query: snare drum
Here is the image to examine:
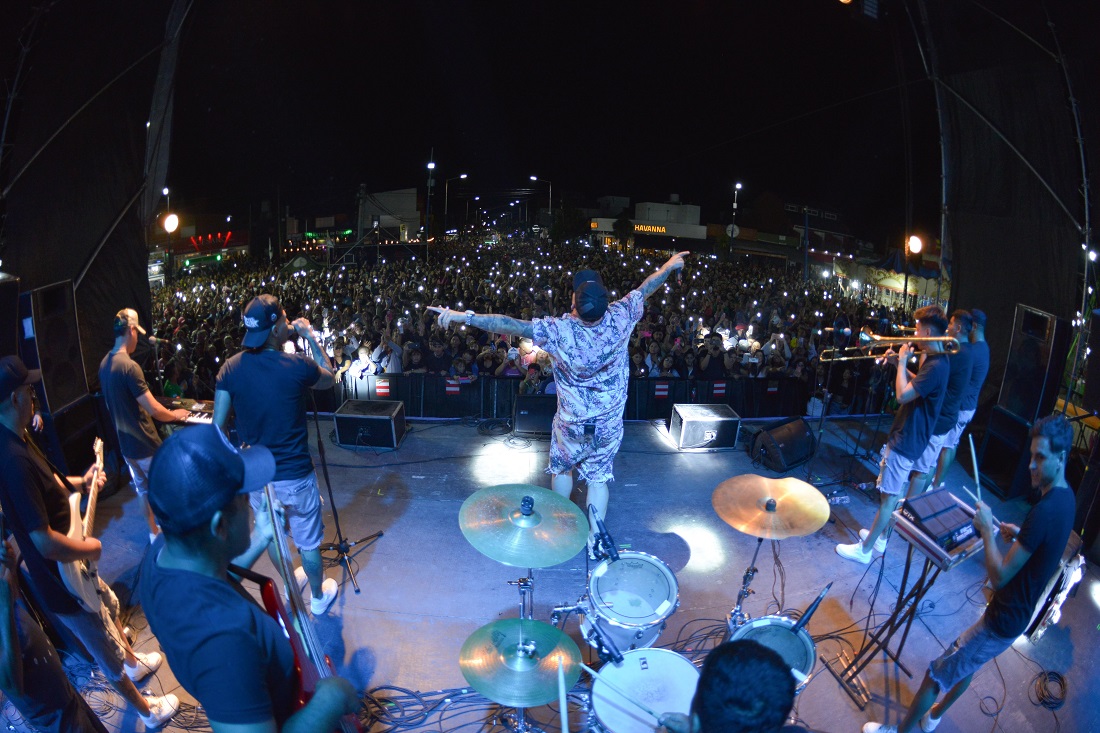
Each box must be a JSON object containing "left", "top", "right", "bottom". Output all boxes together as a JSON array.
[
  {"left": 590, "top": 648, "right": 699, "bottom": 733},
  {"left": 728, "top": 615, "right": 816, "bottom": 694},
  {"left": 579, "top": 551, "right": 679, "bottom": 652}
]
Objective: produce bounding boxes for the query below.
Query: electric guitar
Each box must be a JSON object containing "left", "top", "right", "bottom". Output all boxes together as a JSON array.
[
  {"left": 253, "top": 483, "right": 361, "bottom": 733},
  {"left": 58, "top": 438, "right": 104, "bottom": 613}
]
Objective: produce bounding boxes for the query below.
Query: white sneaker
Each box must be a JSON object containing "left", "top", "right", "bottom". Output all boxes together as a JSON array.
[
  {"left": 837, "top": 542, "right": 873, "bottom": 564},
  {"left": 859, "top": 529, "right": 888, "bottom": 553},
  {"left": 286, "top": 566, "right": 309, "bottom": 601},
  {"left": 125, "top": 651, "right": 163, "bottom": 683},
  {"left": 310, "top": 578, "right": 339, "bottom": 615},
  {"left": 920, "top": 709, "right": 942, "bottom": 731},
  {"left": 140, "top": 693, "right": 179, "bottom": 729},
  {"left": 862, "top": 724, "right": 897, "bottom": 733}
]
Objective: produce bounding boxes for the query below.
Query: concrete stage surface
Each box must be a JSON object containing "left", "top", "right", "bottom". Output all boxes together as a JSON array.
[{"left": 12, "top": 415, "right": 1098, "bottom": 733}]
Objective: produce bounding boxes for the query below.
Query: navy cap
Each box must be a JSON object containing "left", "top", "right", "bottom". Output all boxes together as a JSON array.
[
  {"left": 241, "top": 294, "right": 282, "bottom": 348},
  {"left": 0, "top": 356, "right": 40, "bottom": 401},
  {"left": 573, "top": 269, "right": 608, "bottom": 322},
  {"left": 149, "top": 425, "right": 275, "bottom": 534}
]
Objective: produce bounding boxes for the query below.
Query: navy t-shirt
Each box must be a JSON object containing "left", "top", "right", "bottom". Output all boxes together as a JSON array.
[
  {"left": 140, "top": 542, "right": 296, "bottom": 726},
  {"left": 985, "top": 485, "right": 1075, "bottom": 638},
  {"left": 960, "top": 341, "right": 990, "bottom": 412},
  {"left": 0, "top": 427, "right": 81, "bottom": 614},
  {"left": 887, "top": 353, "right": 949, "bottom": 460},
  {"left": 216, "top": 350, "right": 324, "bottom": 481},
  {"left": 99, "top": 350, "right": 161, "bottom": 459},
  {"left": 932, "top": 345, "right": 974, "bottom": 435}
]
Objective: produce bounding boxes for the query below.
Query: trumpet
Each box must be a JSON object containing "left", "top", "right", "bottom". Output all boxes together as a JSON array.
[{"left": 819, "top": 335, "right": 960, "bottom": 362}]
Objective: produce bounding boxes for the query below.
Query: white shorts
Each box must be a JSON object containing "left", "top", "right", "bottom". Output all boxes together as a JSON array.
[
  {"left": 941, "top": 409, "right": 977, "bottom": 451},
  {"left": 877, "top": 444, "right": 915, "bottom": 497},
  {"left": 912, "top": 432, "right": 949, "bottom": 475}
]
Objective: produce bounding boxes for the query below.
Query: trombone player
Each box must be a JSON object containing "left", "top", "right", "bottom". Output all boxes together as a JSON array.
[{"left": 836, "top": 307, "right": 951, "bottom": 564}]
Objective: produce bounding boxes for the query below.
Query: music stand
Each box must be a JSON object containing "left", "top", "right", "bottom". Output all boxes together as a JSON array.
[{"left": 822, "top": 500, "right": 984, "bottom": 709}]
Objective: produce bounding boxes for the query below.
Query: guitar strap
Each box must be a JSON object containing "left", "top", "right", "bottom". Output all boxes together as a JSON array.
[{"left": 23, "top": 432, "right": 79, "bottom": 495}]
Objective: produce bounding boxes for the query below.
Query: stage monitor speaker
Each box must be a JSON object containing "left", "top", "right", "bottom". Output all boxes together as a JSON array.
[
  {"left": 979, "top": 405, "right": 1032, "bottom": 499},
  {"left": 1082, "top": 309, "right": 1100, "bottom": 413},
  {"left": 333, "top": 400, "right": 406, "bottom": 448},
  {"left": 997, "top": 304, "right": 1071, "bottom": 424},
  {"left": 668, "top": 403, "right": 740, "bottom": 451},
  {"left": 513, "top": 393, "right": 556, "bottom": 436},
  {"left": 750, "top": 416, "right": 816, "bottom": 473},
  {"left": 0, "top": 272, "right": 19, "bottom": 357},
  {"left": 19, "top": 281, "right": 88, "bottom": 413}
]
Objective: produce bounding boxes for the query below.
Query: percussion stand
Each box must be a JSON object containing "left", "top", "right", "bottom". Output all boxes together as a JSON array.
[
  {"left": 508, "top": 570, "right": 536, "bottom": 620},
  {"left": 498, "top": 639, "right": 550, "bottom": 733},
  {"left": 822, "top": 542, "right": 942, "bottom": 709},
  {"left": 727, "top": 534, "right": 767, "bottom": 630}
]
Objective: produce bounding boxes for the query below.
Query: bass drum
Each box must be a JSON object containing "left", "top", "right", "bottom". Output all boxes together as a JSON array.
[
  {"left": 728, "top": 615, "right": 816, "bottom": 694},
  {"left": 590, "top": 648, "right": 699, "bottom": 733}
]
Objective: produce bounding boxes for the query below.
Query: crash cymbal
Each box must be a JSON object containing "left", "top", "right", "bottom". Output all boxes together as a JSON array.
[
  {"left": 712, "top": 474, "right": 829, "bottom": 539},
  {"left": 459, "top": 484, "right": 587, "bottom": 568},
  {"left": 459, "top": 618, "right": 582, "bottom": 707}
]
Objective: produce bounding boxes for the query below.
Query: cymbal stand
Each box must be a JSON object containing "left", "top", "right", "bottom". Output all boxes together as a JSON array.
[
  {"left": 728, "top": 534, "right": 766, "bottom": 630},
  {"left": 497, "top": 640, "right": 549, "bottom": 732},
  {"left": 508, "top": 569, "right": 535, "bottom": 620}
]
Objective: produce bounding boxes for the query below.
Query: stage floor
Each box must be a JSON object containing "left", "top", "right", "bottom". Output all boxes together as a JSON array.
[{"left": 19, "top": 415, "right": 1100, "bottom": 733}]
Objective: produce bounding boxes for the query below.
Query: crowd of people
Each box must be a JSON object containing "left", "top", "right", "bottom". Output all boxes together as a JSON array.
[{"left": 144, "top": 239, "right": 911, "bottom": 410}]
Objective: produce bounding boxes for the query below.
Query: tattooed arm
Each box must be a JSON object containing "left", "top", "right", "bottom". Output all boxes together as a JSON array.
[{"left": 427, "top": 307, "right": 535, "bottom": 339}]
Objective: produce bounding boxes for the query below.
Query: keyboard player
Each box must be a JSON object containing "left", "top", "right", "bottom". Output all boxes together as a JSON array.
[{"left": 100, "top": 308, "right": 191, "bottom": 543}]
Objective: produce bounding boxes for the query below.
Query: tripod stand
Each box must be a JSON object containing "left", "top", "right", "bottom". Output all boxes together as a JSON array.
[{"left": 311, "top": 396, "right": 382, "bottom": 594}]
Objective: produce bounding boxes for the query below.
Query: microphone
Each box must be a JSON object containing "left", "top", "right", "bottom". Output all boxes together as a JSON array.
[
  {"left": 589, "top": 504, "right": 619, "bottom": 561},
  {"left": 592, "top": 619, "right": 624, "bottom": 664},
  {"left": 791, "top": 581, "right": 832, "bottom": 635}
]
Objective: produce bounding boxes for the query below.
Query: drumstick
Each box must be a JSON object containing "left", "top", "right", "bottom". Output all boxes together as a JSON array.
[
  {"left": 558, "top": 657, "right": 568, "bottom": 733},
  {"left": 959, "top": 485, "right": 1001, "bottom": 526},
  {"left": 967, "top": 434, "right": 982, "bottom": 503},
  {"left": 581, "top": 663, "right": 660, "bottom": 721}
]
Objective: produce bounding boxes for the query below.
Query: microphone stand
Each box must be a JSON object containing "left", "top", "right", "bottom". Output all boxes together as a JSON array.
[{"left": 309, "top": 391, "right": 382, "bottom": 593}]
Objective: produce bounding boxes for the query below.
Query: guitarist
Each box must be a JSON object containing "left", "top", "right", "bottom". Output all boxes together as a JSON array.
[
  {"left": 0, "top": 356, "right": 179, "bottom": 728},
  {"left": 99, "top": 308, "right": 191, "bottom": 543},
  {"left": 140, "top": 425, "right": 360, "bottom": 733}
]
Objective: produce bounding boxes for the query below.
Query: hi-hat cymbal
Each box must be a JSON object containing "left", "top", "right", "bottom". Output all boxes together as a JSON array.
[
  {"left": 459, "top": 618, "right": 582, "bottom": 707},
  {"left": 459, "top": 484, "right": 587, "bottom": 568},
  {"left": 712, "top": 474, "right": 830, "bottom": 539}
]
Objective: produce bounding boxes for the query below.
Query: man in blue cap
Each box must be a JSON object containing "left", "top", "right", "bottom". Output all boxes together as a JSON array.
[{"left": 429, "top": 251, "right": 688, "bottom": 550}]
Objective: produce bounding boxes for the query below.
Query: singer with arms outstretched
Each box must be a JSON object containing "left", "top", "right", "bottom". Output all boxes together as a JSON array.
[{"left": 429, "top": 252, "right": 689, "bottom": 549}]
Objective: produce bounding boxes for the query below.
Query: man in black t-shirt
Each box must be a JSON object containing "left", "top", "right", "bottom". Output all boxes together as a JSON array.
[
  {"left": 140, "top": 426, "right": 359, "bottom": 733},
  {"left": 932, "top": 309, "right": 990, "bottom": 487},
  {"left": 837, "top": 307, "right": 950, "bottom": 564},
  {"left": 863, "top": 414, "right": 1076, "bottom": 733},
  {"left": 214, "top": 295, "right": 340, "bottom": 615},
  {"left": 99, "top": 309, "right": 190, "bottom": 542},
  {"left": 0, "top": 356, "right": 178, "bottom": 728}
]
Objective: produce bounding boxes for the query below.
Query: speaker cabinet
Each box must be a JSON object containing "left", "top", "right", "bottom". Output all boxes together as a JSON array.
[
  {"left": 19, "top": 281, "right": 88, "bottom": 413},
  {"left": 333, "top": 400, "right": 406, "bottom": 448},
  {"left": 668, "top": 403, "right": 740, "bottom": 451},
  {"left": 750, "top": 416, "right": 816, "bottom": 473},
  {"left": 979, "top": 405, "right": 1032, "bottom": 499},
  {"left": 0, "top": 272, "right": 19, "bottom": 357},
  {"left": 997, "top": 304, "right": 1071, "bottom": 424},
  {"left": 513, "top": 394, "right": 556, "bottom": 436}
]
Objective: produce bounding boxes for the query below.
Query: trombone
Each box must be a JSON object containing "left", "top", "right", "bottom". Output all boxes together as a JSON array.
[{"left": 819, "top": 335, "right": 960, "bottom": 363}]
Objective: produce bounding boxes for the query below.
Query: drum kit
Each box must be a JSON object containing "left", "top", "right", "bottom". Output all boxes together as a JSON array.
[{"left": 455, "top": 475, "right": 832, "bottom": 731}]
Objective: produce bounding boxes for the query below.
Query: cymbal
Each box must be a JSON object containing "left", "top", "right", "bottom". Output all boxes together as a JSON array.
[
  {"left": 712, "top": 474, "right": 830, "bottom": 539},
  {"left": 459, "top": 484, "right": 587, "bottom": 568},
  {"left": 459, "top": 618, "right": 582, "bottom": 707}
]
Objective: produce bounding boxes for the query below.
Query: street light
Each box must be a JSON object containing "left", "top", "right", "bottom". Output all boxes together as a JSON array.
[
  {"left": 530, "top": 175, "right": 552, "bottom": 225},
  {"left": 425, "top": 161, "right": 436, "bottom": 242},
  {"left": 163, "top": 212, "right": 179, "bottom": 284},
  {"left": 444, "top": 173, "right": 468, "bottom": 232},
  {"left": 902, "top": 235, "right": 922, "bottom": 313}
]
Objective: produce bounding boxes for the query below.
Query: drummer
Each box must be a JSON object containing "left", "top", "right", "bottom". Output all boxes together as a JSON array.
[{"left": 657, "top": 640, "right": 808, "bottom": 733}]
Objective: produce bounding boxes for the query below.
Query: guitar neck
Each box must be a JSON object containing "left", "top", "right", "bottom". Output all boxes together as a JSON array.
[{"left": 83, "top": 440, "right": 104, "bottom": 538}]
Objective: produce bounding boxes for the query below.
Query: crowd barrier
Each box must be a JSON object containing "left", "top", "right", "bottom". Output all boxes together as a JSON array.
[{"left": 316, "top": 373, "right": 825, "bottom": 422}]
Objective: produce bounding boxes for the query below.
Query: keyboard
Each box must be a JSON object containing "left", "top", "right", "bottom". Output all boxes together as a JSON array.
[{"left": 157, "top": 397, "right": 215, "bottom": 425}]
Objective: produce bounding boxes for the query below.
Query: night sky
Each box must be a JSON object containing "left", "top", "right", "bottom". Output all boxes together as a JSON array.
[{"left": 168, "top": 1, "right": 938, "bottom": 246}]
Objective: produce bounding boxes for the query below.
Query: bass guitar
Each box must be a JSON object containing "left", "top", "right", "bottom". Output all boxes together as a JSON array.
[
  {"left": 58, "top": 438, "right": 104, "bottom": 613},
  {"left": 254, "top": 483, "right": 360, "bottom": 733}
]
